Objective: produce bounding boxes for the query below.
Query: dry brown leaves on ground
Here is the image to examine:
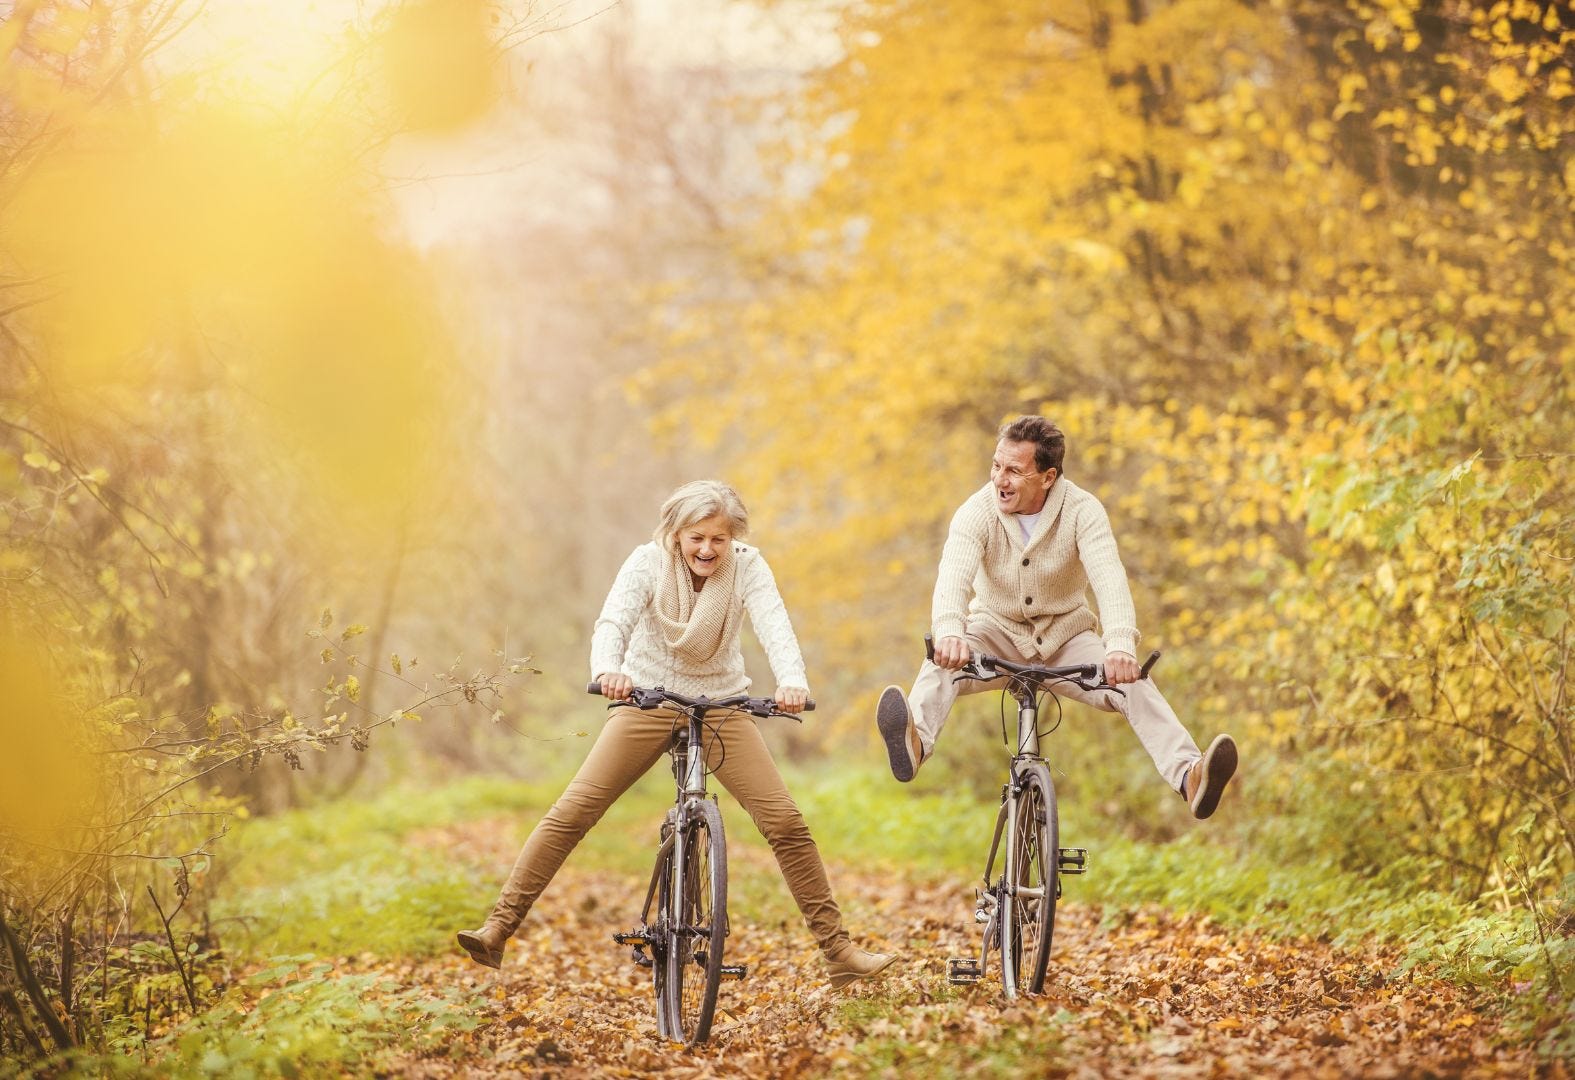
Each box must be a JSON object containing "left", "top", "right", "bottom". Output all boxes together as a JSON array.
[{"left": 365, "top": 828, "right": 1564, "bottom": 1079}]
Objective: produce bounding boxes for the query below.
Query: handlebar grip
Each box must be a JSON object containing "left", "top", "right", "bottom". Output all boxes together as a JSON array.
[
  {"left": 924, "top": 634, "right": 935, "bottom": 662},
  {"left": 1139, "top": 650, "right": 1161, "bottom": 680},
  {"left": 586, "top": 681, "right": 602, "bottom": 695},
  {"left": 803, "top": 699, "right": 816, "bottom": 712}
]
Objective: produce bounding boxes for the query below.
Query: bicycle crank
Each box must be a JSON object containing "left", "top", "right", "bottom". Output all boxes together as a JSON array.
[{"left": 613, "top": 929, "right": 656, "bottom": 968}]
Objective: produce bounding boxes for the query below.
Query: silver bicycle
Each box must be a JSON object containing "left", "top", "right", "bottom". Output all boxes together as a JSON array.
[
  {"left": 935, "top": 636, "right": 1159, "bottom": 997},
  {"left": 585, "top": 682, "right": 810, "bottom": 1045}
]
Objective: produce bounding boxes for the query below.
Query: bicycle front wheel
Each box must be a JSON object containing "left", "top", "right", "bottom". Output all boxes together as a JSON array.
[
  {"left": 1006, "top": 766, "right": 1058, "bottom": 994},
  {"left": 664, "top": 799, "right": 728, "bottom": 1045}
]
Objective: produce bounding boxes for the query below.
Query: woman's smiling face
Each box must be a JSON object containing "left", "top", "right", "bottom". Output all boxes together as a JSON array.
[{"left": 678, "top": 514, "right": 733, "bottom": 581}]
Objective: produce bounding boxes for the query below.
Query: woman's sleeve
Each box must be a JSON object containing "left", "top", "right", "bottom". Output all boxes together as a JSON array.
[
  {"left": 589, "top": 546, "right": 655, "bottom": 680},
  {"left": 740, "top": 551, "right": 810, "bottom": 692}
]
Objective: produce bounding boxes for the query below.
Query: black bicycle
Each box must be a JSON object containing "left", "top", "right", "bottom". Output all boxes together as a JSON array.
[
  {"left": 584, "top": 682, "right": 811, "bottom": 1045},
  {"left": 933, "top": 636, "right": 1159, "bottom": 997}
]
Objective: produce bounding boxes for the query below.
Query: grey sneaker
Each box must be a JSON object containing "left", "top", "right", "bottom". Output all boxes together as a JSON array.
[
  {"left": 876, "top": 686, "right": 925, "bottom": 783},
  {"left": 1183, "top": 734, "right": 1238, "bottom": 819}
]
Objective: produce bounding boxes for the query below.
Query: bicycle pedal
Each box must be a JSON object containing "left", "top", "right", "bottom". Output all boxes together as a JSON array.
[
  {"left": 946, "top": 957, "right": 982, "bottom": 984},
  {"left": 1057, "top": 847, "right": 1088, "bottom": 874},
  {"left": 613, "top": 930, "right": 648, "bottom": 946},
  {"left": 719, "top": 964, "right": 747, "bottom": 980}
]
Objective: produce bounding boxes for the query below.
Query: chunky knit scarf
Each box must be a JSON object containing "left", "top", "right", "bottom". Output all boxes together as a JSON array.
[{"left": 654, "top": 543, "right": 740, "bottom": 665}]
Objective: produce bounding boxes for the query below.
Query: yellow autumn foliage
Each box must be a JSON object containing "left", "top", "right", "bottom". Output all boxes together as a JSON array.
[{"left": 641, "top": 0, "right": 1574, "bottom": 895}]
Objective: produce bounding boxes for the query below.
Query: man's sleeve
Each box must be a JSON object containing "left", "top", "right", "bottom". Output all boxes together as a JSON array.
[
  {"left": 1075, "top": 499, "right": 1140, "bottom": 657},
  {"left": 931, "top": 499, "right": 987, "bottom": 641}
]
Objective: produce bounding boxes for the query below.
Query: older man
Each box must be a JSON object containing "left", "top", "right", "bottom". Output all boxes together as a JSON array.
[{"left": 876, "top": 416, "right": 1238, "bottom": 819}]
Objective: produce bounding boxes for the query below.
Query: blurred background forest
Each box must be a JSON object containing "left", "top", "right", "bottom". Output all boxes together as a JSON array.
[{"left": 1, "top": 0, "right": 1571, "bottom": 1072}]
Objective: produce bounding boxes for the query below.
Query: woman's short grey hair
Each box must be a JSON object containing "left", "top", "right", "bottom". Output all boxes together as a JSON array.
[{"left": 653, "top": 480, "right": 750, "bottom": 549}]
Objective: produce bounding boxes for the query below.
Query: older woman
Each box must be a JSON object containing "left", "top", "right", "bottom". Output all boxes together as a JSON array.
[{"left": 457, "top": 480, "right": 896, "bottom": 988}]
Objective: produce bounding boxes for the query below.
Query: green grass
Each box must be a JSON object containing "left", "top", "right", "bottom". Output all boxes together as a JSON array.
[
  {"left": 195, "top": 753, "right": 1571, "bottom": 1066},
  {"left": 212, "top": 772, "right": 682, "bottom": 960}
]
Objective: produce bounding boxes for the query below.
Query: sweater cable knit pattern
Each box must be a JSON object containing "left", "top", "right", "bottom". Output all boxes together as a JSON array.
[
  {"left": 590, "top": 541, "right": 810, "bottom": 698},
  {"left": 932, "top": 478, "right": 1141, "bottom": 661}
]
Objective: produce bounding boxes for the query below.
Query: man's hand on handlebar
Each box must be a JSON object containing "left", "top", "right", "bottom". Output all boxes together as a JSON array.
[
  {"left": 1104, "top": 652, "right": 1140, "bottom": 685},
  {"left": 597, "top": 673, "right": 633, "bottom": 701},
  {"left": 774, "top": 686, "right": 809, "bottom": 714},
  {"left": 933, "top": 635, "right": 970, "bottom": 670}
]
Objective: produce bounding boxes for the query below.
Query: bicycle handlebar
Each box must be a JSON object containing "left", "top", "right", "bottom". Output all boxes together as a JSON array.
[
  {"left": 585, "top": 681, "right": 813, "bottom": 719},
  {"left": 923, "top": 634, "right": 1161, "bottom": 692}
]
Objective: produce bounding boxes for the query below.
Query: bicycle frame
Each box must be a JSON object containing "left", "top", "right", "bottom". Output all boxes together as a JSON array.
[
  {"left": 632, "top": 703, "right": 733, "bottom": 1040},
  {"left": 940, "top": 639, "right": 1153, "bottom": 997},
  {"left": 596, "top": 683, "right": 810, "bottom": 1043},
  {"left": 966, "top": 679, "right": 1049, "bottom": 997}
]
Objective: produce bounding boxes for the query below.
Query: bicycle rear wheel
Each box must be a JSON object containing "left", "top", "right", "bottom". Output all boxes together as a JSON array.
[
  {"left": 664, "top": 799, "right": 727, "bottom": 1045},
  {"left": 1006, "top": 767, "right": 1058, "bottom": 994}
]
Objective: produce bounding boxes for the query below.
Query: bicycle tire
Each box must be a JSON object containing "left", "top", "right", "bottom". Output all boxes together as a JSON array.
[
  {"left": 1006, "top": 766, "right": 1058, "bottom": 994},
  {"left": 666, "top": 799, "right": 727, "bottom": 1045},
  {"left": 650, "top": 830, "right": 676, "bottom": 1040}
]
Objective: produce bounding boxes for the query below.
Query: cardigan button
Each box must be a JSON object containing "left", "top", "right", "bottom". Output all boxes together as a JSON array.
[
  {"left": 1036, "top": 635, "right": 1043, "bottom": 644},
  {"left": 1025, "top": 597, "right": 1033, "bottom": 605},
  {"left": 1021, "top": 557, "right": 1029, "bottom": 566}
]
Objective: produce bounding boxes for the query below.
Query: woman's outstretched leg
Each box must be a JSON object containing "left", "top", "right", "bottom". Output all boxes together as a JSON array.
[
  {"left": 709, "top": 714, "right": 898, "bottom": 988},
  {"left": 457, "top": 705, "right": 673, "bottom": 968}
]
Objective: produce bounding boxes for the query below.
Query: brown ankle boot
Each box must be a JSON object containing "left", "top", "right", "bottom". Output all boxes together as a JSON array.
[
  {"left": 824, "top": 941, "right": 899, "bottom": 989},
  {"left": 456, "top": 924, "right": 509, "bottom": 969}
]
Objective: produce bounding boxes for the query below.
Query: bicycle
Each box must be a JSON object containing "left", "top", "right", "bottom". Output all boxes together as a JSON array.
[
  {"left": 930, "top": 635, "right": 1159, "bottom": 998},
  {"left": 583, "top": 681, "right": 812, "bottom": 1046}
]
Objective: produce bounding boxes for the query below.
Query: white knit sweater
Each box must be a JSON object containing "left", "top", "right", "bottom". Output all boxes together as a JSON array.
[
  {"left": 933, "top": 478, "right": 1141, "bottom": 661},
  {"left": 589, "top": 541, "right": 810, "bottom": 698}
]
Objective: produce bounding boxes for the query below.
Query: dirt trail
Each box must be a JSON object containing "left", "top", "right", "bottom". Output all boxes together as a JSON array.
[{"left": 387, "top": 822, "right": 1559, "bottom": 1078}]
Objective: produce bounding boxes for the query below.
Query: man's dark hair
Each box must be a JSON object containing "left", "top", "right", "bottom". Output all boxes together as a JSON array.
[{"left": 999, "top": 416, "right": 1066, "bottom": 476}]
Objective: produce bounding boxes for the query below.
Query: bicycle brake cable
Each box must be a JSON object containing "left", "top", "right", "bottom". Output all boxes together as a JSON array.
[
  {"left": 699, "top": 711, "right": 728, "bottom": 779},
  {"left": 1038, "top": 685, "right": 1064, "bottom": 738}
]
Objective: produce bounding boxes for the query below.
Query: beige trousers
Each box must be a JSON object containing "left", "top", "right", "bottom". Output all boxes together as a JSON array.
[
  {"left": 480, "top": 705, "right": 850, "bottom": 955},
  {"left": 909, "top": 624, "right": 1202, "bottom": 794}
]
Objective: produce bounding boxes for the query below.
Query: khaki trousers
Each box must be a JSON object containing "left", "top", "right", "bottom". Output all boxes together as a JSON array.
[
  {"left": 481, "top": 705, "right": 850, "bottom": 955},
  {"left": 909, "top": 625, "right": 1202, "bottom": 794}
]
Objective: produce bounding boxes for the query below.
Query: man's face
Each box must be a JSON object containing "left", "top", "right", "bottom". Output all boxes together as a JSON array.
[{"left": 990, "top": 439, "right": 1056, "bottom": 515}]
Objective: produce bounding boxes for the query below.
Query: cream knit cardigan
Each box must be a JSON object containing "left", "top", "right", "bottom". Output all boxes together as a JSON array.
[
  {"left": 590, "top": 541, "right": 810, "bottom": 698},
  {"left": 933, "top": 478, "right": 1140, "bottom": 661}
]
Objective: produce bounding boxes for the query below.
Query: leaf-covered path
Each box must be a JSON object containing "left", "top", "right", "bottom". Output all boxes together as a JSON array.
[{"left": 378, "top": 819, "right": 1559, "bottom": 1078}]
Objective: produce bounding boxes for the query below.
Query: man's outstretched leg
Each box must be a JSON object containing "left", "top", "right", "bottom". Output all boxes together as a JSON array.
[
  {"left": 875, "top": 624, "right": 1015, "bottom": 782},
  {"left": 1040, "top": 631, "right": 1238, "bottom": 819}
]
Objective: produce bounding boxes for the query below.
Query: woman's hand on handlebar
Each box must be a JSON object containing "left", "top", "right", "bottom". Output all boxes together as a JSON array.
[
  {"left": 1104, "top": 652, "right": 1140, "bottom": 685},
  {"left": 597, "top": 673, "right": 634, "bottom": 701},
  {"left": 774, "top": 686, "right": 809, "bottom": 714}
]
